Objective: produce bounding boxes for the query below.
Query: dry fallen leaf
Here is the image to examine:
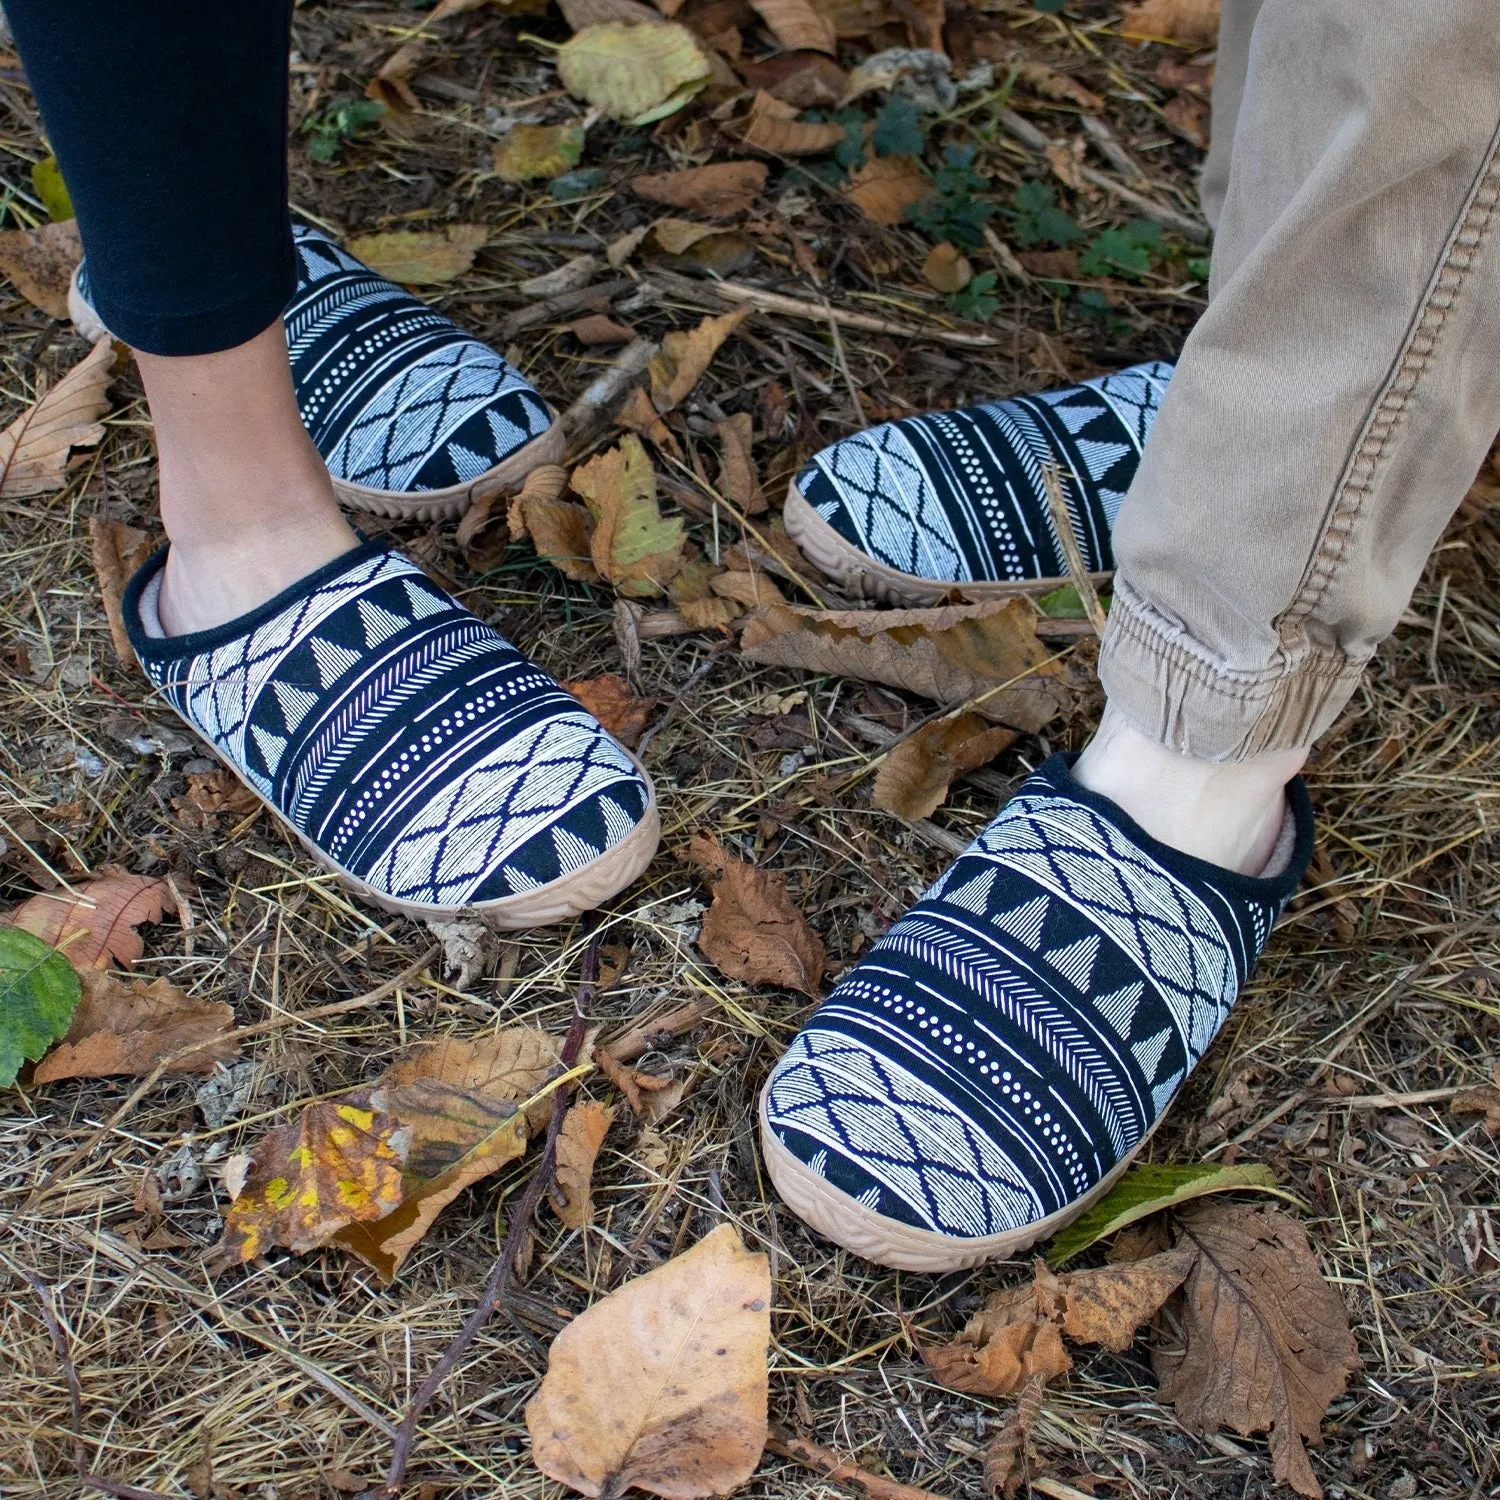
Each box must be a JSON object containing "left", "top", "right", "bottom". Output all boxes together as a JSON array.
[
  {"left": 0, "top": 337, "right": 116, "bottom": 498},
  {"left": 89, "top": 517, "right": 153, "bottom": 667},
  {"left": 1119, "top": 0, "right": 1221, "bottom": 44},
  {"left": 0, "top": 219, "right": 83, "bottom": 319},
  {"left": 922, "top": 1250, "right": 1194, "bottom": 1397},
  {"left": 559, "top": 0, "right": 664, "bottom": 26},
  {"left": 1156, "top": 1204, "right": 1360, "bottom": 1499},
  {"left": 345, "top": 225, "right": 488, "bottom": 285},
  {"left": 714, "top": 412, "right": 766, "bottom": 514},
  {"left": 845, "top": 154, "right": 932, "bottom": 226},
  {"left": 32, "top": 971, "right": 236, "bottom": 1084},
  {"left": 632, "top": 161, "right": 768, "bottom": 218},
  {"left": 366, "top": 39, "right": 425, "bottom": 112},
  {"left": 649, "top": 308, "right": 749, "bottom": 414},
  {"left": 493, "top": 123, "right": 587, "bottom": 181},
  {"left": 712, "top": 569, "right": 785, "bottom": 609},
  {"left": 748, "top": 0, "right": 835, "bottom": 54},
  {"left": 5, "top": 869, "right": 173, "bottom": 970},
  {"left": 873, "top": 711, "right": 1016, "bottom": 821},
  {"left": 219, "top": 1027, "right": 560, "bottom": 1278},
  {"left": 1451, "top": 1071, "right": 1500, "bottom": 1135},
  {"left": 741, "top": 91, "right": 847, "bottom": 156},
  {"left": 572, "top": 433, "right": 686, "bottom": 597},
  {"left": 810, "top": 0, "right": 897, "bottom": 35},
  {"left": 567, "top": 313, "right": 637, "bottom": 346},
  {"left": 510, "top": 465, "right": 601, "bottom": 582},
  {"left": 551, "top": 1099, "right": 616, "bottom": 1228},
  {"left": 687, "top": 832, "right": 826, "bottom": 997},
  {"left": 563, "top": 672, "right": 656, "bottom": 747},
  {"left": 982, "top": 1371, "right": 1046, "bottom": 1499},
  {"left": 595, "top": 1046, "right": 689, "bottom": 1125},
  {"left": 740, "top": 599, "right": 1070, "bottom": 732},
  {"left": 922, "top": 242, "right": 973, "bottom": 293},
  {"left": 527, "top": 1223, "right": 771, "bottom": 1498},
  {"left": 739, "top": 51, "right": 847, "bottom": 109},
  {"left": 557, "top": 22, "right": 713, "bottom": 125},
  {"left": 1162, "top": 90, "right": 1209, "bottom": 147}
]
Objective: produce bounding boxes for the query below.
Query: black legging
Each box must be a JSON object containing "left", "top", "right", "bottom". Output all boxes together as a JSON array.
[{"left": 5, "top": 0, "right": 296, "bottom": 356}]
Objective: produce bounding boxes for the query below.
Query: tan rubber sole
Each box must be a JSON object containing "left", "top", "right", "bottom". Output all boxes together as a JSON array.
[
  {"left": 68, "top": 267, "right": 564, "bottom": 525},
  {"left": 199, "top": 732, "right": 660, "bottom": 928},
  {"left": 759, "top": 1079, "right": 1157, "bottom": 1271},
  {"left": 783, "top": 481, "right": 1111, "bottom": 608}
]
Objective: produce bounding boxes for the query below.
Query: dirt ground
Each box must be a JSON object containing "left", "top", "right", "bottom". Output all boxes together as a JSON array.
[{"left": 0, "top": 3, "right": 1497, "bottom": 1497}]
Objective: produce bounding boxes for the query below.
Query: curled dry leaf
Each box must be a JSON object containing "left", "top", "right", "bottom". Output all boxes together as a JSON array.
[
  {"left": 1156, "top": 1203, "right": 1361, "bottom": 1499},
  {"left": 510, "top": 464, "right": 601, "bottom": 582},
  {"left": 739, "top": 51, "right": 847, "bottom": 109},
  {"left": 845, "top": 154, "right": 932, "bottom": 226},
  {"left": 526, "top": 1223, "right": 771, "bottom": 1499},
  {"left": 922, "top": 242, "right": 973, "bottom": 294},
  {"left": 632, "top": 160, "right": 767, "bottom": 218},
  {"left": 714, "top": 412, "right": 766, "bottom": 513},
  {"left": 594, "top": 1047, "right": 687, "bottom": 1124},
  {"left": 366, "top": 39, "right": 425, "bottom": 112},
  {"left": 568, "top": 313, "right": 637, "bottom": 346},
  {"left": 219, "top": 1027, "right": 560, "bottom": 1279},
  {"left": 518, "top": 253, "right": 601, "bottom": 299},
  {"left": 551, "top": 1099, "right": 615, "bottom": 1228},
  {"left": 0, "top": 218, "right": 83, "bottom": 319},
  {"left": 712, "top": 568, "right": 786, "bottom": 609},
  {"left": 5, "top": 869, "right": 173, "bottom": 970},
  {"left": 563, "top": 672, "right": 656, "bottom": 748},
  {"left": 921, "top": 1250, "right": 1194, "bottom": 1397},
  {"left": 32, "top": 971, "right": 236, "bottom": 1084},
  {"left": 557, "top": 22, "right": 713, "bottom": 125},
  {"left": 572, "top": 433, "right": 686, "bottom": 597},
  {"left": 493, "top": 123, "right": 587, "bottom": 182},
  {"left": 0, "top": 336, "right": 115, "bottom": 498},
  {"left": 89, "top": 518, "right": 153, "bottom": 667},
  {"left": 1118, "top": 0, "right": 1221, "bottom": 44},
  {"left": 346, "top": 225, "right": 488, "bottom": 285},
  {"left": 687, "top": 832, "right": 826, "bottom": 997},
  {"left": 873, "top": 711, "right": 1016, "bottom": 821},
  {"left": 983, "top": 1371, "right": 1046, "bottom": 1499},
  {"left": 740, "top": 599, "right": 1070, "bottom": 732},
  {"left": 1451, "top": 1072, "right": 1500, "bottom": 1135},
  {"left": 648, "top": 308, "right": 749, "bottom": 414},
  {"left": 748, "top": 0, "right": 835, "bottom": 54},
  {"left": 741, "top": 91, "right": 847, "bottom": 156}
]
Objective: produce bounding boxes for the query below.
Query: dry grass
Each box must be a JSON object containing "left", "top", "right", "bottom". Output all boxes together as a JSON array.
[{"left": 0, "top": 4, "right": 1497, "bottom": 1498}]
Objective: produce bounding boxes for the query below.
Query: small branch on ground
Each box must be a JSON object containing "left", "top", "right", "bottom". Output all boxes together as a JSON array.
[{"left": 363, "top": 923, "right": 604, "bottom": 1500}]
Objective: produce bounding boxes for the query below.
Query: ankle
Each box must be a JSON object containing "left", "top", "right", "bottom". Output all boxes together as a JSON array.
[{"left": 1073, "top": 704, "right": 1307, "bottom": 876}]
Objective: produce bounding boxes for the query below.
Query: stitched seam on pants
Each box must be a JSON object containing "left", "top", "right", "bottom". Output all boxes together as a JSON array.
[
  {"left": 1283, "top": 117, "right": 1500, "bottom": 627},
  {"left": 1106, "top": 581, "right": 1369, "bottom": 704}
]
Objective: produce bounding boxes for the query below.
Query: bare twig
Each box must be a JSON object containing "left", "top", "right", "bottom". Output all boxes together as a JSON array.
[
  {"left": 637, "top": 641, "right": 730, "bottom": 759},
  {"left": 497, "top": 277, "right": 634, "bottom": 339},
  {"left": 560, "top": 336, "right": 658, "bottom": 448},
  {"left": 364, "top": 925, "right": 604, "bottom": 1500},
  {"left": 1041, "top": 462, "right": 1109, "bottom": 638}
]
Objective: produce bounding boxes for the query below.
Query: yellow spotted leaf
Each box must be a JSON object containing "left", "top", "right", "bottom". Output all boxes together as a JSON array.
[
  {"left": 346, "top": 225, "right": 489, "bottom": 285},
  {"left": 493, "top": 123, "right": 587, "bottom": 182}
]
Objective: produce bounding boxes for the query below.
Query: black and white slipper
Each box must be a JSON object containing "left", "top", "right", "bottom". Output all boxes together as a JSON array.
[
  {"left": 123, "top": 540, "right": 659, "bottom": 925},
  {"left": 71, "top": 220, "right": 563, "bottom": 521},
  {"left": 786, "top": 361, "right": 1174, "bottom": 605},
  {"left": 760, "top": 752, "right": 1312, "bottom": 1271}
]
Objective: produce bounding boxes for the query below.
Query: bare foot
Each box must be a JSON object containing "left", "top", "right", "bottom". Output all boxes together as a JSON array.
[
  {"left": 136, "top": 319, "right": 357, "bottom": 637},
  {"left": 1072, "top": 702, "right": 1307, "bottom": 876}
]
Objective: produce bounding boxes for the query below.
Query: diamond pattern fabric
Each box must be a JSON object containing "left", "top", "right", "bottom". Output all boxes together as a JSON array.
[
  {"left": 122, "top": 541, "right": 652, "bottom": 911},
  {"left": 75, "top": 222, "right": 556, "bottom": 498},
  {"left": 762, "top": 754, "right": 1312, "bottom": 1243},
  {"left": 795, "top": 361, "right": 1174, "bottom": 583}
]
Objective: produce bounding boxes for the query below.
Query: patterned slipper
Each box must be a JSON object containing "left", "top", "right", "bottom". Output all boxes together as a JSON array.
[
  {"left": 760, "top": 752, "right": 1312, "bottom": 1271},
  {"left": 122, "top": 541, "right": 659, "bottom": 925},
  {"left": 786, "top": 361, "right": 1173, "bottom": 605},
  {"left": 70, "top": 220, "right": 562, "bottom": 521}
]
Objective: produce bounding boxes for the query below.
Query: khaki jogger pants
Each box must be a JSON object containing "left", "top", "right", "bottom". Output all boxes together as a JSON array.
[{"left": 1099, "top": 0, "right": 1500, "bottom": 760}]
